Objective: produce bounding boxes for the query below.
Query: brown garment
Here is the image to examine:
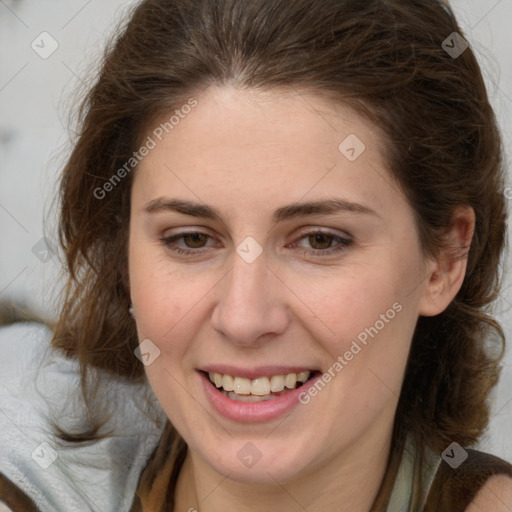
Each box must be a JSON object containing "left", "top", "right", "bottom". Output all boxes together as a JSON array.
[{"left": 1, "top": 438, "right": 512, "bottom": 511}]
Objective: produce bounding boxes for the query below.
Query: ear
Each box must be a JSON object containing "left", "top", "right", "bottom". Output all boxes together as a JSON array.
[{"left": 418, "top": 206, "right": 475, "bottom": 317}]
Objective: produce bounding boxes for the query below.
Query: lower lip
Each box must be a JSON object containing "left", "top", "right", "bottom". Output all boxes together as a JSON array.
[{"left": 199, "top": 371, "right": 319, "bottom": 423}]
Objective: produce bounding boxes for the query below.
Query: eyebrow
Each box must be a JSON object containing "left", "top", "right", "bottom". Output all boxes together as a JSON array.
[
  {"left": 144, "top": 198, "right": 222, "bottom": 220},
  {"left": 143, "top": 197, "right": 380, "bottom": 223},
  {"left": 273, "top": 198, "right": 380, "bottom": 222}
]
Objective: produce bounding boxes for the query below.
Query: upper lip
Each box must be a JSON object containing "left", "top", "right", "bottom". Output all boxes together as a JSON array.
[{"left": 200, "top": 365, "right": 317, "bottom": 380}]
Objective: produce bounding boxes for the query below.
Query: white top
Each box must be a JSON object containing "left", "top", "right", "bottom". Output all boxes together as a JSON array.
[{"left": 0, "top": 322, "right": 166, "bottom": 512}]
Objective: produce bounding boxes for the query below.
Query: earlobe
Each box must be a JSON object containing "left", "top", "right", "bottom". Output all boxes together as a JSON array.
[
  {"left": 418, "top": 261, "right": 447, "bottom": 317},
  {"left": 418, "top": 206, "right": 475, "bottom": 317}
]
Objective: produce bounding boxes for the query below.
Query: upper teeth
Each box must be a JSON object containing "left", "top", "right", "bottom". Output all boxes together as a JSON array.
[{"left": 208, "top": 371, "right": 311, "bottom": 396}]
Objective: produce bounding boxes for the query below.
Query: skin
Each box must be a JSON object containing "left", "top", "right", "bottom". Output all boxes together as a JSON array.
[
  {"left": 128, "top": 86, "right": 476, "bottom": 511},
  {"left": 467, "top": 475, "right": 512, "bottom": 511}
]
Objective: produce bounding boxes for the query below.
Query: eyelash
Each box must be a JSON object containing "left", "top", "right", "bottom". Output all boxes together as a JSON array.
[{"left": 159, "top": 229, "right": 353, "bottom": 257}]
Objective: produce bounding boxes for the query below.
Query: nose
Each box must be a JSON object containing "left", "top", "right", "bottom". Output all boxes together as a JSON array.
[{"left": 211, "top": 249, "right": 289, "bottom": 347}]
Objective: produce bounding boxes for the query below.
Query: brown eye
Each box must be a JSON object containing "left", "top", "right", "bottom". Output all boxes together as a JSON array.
[
  {"left": 289, "top": 229, "right": 354, "bottom": 257},
  {"left": 307, "top": 233, "right": 335, "bottom": 250},
  {"left": 160, "top": 231, "right": 217, "bottom": 255},
  {"left": 182, "top": 233, "right": 209, "bottom": 248}
]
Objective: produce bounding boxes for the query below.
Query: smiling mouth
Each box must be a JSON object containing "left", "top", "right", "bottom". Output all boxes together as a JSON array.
[{"left": 204, "top": 370, "right": 319, "bottom": 402}]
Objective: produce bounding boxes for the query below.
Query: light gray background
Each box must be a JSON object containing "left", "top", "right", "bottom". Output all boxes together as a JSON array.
[{"left": 1, "top": 0, "right": 511, "bottom": 457}]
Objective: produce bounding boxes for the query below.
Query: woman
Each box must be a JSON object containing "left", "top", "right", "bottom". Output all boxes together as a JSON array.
[{"left": 1, "top": 0, "right": 511, "bottom": 510}]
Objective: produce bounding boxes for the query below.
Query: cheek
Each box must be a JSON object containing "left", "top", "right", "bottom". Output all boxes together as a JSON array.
[
  {"left": 290, "top": 258, "right": 418, "bottom": 393},
  {"left": 128, "top": 244, "right": 206, "bottom": 428},
  {"left": 130, "top": 274, "right": 199, "bottom": 358},
  {"left": 288, "top": 265, "right": 397, "bottom": 347},
  {"left": 129, "top": 236, "right": 197, "bottom": 338}
]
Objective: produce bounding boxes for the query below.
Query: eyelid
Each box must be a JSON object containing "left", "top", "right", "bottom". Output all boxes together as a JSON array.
[
  {"left": 161, "top": 225, "right": 215, "bottom": 236},
  {"left": 292, "top": 226, "right": 352, "bottom": 239},
  {"left": 160, "top": 229, "right": 219, "bottom": 248}
]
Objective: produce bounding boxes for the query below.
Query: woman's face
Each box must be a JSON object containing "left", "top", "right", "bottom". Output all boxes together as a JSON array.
[{"left": 128, "top": 86, "right": 433, "bottom": 483}]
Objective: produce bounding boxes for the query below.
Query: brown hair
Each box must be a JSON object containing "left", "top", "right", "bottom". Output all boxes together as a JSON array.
[{"left": 51, "top": 0, "right": 508, "bottom": 505}]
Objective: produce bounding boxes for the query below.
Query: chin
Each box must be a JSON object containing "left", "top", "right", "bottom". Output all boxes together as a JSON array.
[{"left": 194, "top": 434, "right": 320, "bottom": 485}]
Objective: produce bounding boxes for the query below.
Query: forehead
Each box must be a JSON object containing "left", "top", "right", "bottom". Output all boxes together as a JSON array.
[
  {"left": 146, "top": 86, "right": 384, "bottom": 156},
  {"left": 131, "top": 86, "right": 395, "bottom": 217}
]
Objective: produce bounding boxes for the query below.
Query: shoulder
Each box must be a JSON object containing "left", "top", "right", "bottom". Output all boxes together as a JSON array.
[
  {"left": 466, "top": 474, "right": 512, "bottom": 511},
  {"left": 0, "top": 320, "right": 66, "bottom": 433},
  {"left": 425, "top": 448, "right": 512, "bottom": 512},
  {"left": 0, "top": 321, "right": 64, "bottom": 510},
  {"left": 0, "top": 321, "right": 167, "bottom": 511}
]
